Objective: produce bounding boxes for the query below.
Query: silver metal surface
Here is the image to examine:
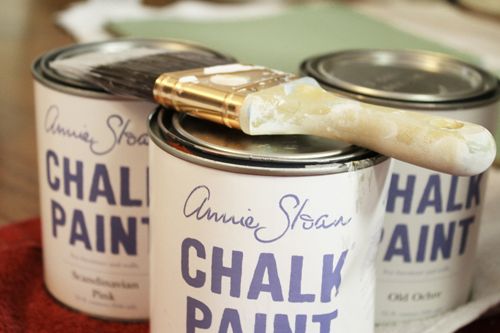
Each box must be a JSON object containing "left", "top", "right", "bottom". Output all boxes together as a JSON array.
[
  {"left": 301, "top": 49, "right": 499, "bottom": 109},
  {"left": 150, "top": 108, "right": 386, "bottom": 175}
]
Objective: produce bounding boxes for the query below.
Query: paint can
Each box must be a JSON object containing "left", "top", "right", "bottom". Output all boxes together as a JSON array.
[
  {"left": 301, "top": 49, "right": 499, "bottom": 323},
  {"left": 148, "top": 107, "right": 391, "bottom": 332},
  {"left": 31, "top": 38, "right": 232, "bottom": 320}
]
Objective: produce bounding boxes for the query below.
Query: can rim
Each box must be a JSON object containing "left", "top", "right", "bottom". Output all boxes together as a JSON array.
[
  {"left": 32, "top": 37, "right": 235, "bottom": 99},
  {"left": 301, "top": 49, "right": 499, "bottom": 109},
  {"left": 149, "top": 108, "right": 388, "bottom": 176}
]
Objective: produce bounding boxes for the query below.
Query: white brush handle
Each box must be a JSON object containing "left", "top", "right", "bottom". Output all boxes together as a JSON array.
[{"left": 240, "top": 78, "right": 496, "bottom": 176}]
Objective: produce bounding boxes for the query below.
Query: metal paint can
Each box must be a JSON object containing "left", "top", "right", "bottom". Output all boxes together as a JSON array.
[
  {"left": 148, "top": 108, "right": 391, "bottom": 332},
  {"left": 301, "top": 49, "right": 499, "bottom": 323},
  {"left": 31, "top": 39, "right": 232, "bottom": 320}
]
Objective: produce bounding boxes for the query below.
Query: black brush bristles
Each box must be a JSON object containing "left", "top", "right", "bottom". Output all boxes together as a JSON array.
[{"left": 60, "top": 51, "right": 233, "bottom": 100}]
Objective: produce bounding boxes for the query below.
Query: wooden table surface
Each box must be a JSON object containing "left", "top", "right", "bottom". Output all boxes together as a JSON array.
[{"left": 0, "top": 0, "right": 498, "bottom": 331}]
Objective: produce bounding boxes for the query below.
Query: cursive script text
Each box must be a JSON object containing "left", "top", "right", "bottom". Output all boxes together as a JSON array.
[
  {"left": 182, "top": 185, "right": 352, "bottom": 243},
  {"left": 44, "top": 105, "right": 148, "bottom": 155}
]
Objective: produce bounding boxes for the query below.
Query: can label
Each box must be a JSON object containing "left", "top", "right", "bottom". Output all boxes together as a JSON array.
[
  {"left": 377, "top": 162, "right": 485, "bottom": 320},
  {"left": 376, "top": 106, "right": 498, "bottom": 322},
  {"left": 150, "top": 143, "right": 391, "bottom": 332},
  {"left": 34, "top": 82, "right": 154, "bottom": 319}
]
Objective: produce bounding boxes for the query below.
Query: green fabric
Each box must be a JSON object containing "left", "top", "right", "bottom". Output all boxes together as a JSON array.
[
  {"left": 107, "top": 3, "right": 499, "bottom": 163},
  {"left": 106, "top": 3, "right": 475, "bottom": 73}
]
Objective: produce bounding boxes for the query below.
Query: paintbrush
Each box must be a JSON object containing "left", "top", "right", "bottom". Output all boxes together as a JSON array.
[{"left": 50, "top": 48, "right": 496, "bottom": 176}]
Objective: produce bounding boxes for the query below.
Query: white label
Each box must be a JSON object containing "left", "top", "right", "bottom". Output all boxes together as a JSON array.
[
  {"left": 34, "top": 82, "right": 154, "bottom": 320},
  {"left": 149, "top": 143, "right": 392, "bottom": 332},
  {"left": 376, "top": 104, "right": 498, "bottom": 323}
]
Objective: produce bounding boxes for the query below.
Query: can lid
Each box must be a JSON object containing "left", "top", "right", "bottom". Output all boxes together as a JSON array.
[
  {"left": 32, "top": 38, "right": 234, "bottom": 96},
  {"left": 301, "top": 49, "right": 498, "bottom": 104},
  {"left": 150, "top": 108, "right": 386, "bottom": 175}
]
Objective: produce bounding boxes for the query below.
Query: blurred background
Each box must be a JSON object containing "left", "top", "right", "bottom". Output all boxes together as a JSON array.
[{"left": 1, "top": 0, "right": 77, "bottom": 225}]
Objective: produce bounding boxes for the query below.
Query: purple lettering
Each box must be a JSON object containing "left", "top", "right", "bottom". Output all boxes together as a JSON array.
[
  {"left": 458, "top": 216, "right": 475, "bottom": 255},
  {"left": 248, "top": 253, "right": 284, "bottom": 301},
  {"left": 416, "top": 225, "right": 429, "bottom": 262},
  {"left": 96, "top": 215, "right": 105, "bottom": 253},
  {"left": 51, "top": 199, "right": 65, "bottom": 237},
  {"left": 466, "top": 174, "right": 483, "bottom": 209},
  {"left": 63, "top": 157, "right": 83, "bottom": 199},
  {"left": 120, "top": 167, "right": 142, "bottom": 207},
  {"left": 46, "top": 150, "right": 60, "bottom": 191},
  {"left": 321, "top": 251, "right": 348, "bottom": 302},
  {"left": 89, "top": 164, "right": 116, "bottom": 205},
  {"left": 184, "top": 185, "right": 259, "bottom": 231},
  {"left": 289, "top": 256, "right": 315, "bottom": 303},
  {"left": 446, "top": 176, "right": 463, "bottom": 212},
  {"left": 219, "top": 308, "right": 243, "bottom": 333},
  {"left": 69, "top": 209, "right": 91, "bottom": 250},
  {"left": 211, "top": 247, "right": 242, "bottom": 298},
  {"left": 274, "top": 314, "right": 306, "bottom": 333},
  {"left": 186, "top": 296, "right": 211, "bottom": 333},
  {"left": 254, "top": 314, "right": 266, "bottom": 333},
  {"left": 182, "top": 238, "right": 206, "bottom": 288},
  {"left": 312, "top": 310, "right": 338, "bottom": 333},
  {"left": 384, "top": 224, "right": 411, "bottom": 262},
  {"left": 110, "top": 216, "right": 137, "bottom": 255},
  {"left": 386, "top": 174, "right": 416, "bottom": 214},
  {"left": 430, "top": 222, "right": 456, "bottom": 261},
  {"left": 417, "top": 175, "right": 443, "bottom": 214}
]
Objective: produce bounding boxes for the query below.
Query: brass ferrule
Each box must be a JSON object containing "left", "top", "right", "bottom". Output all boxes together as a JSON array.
[{"left": 153, "top": 65, "right": 296, "bottom": 129}]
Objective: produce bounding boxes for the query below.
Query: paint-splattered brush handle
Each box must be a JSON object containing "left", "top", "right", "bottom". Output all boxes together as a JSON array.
[{"left": 240, "top": 79, "right": 496, "bottom": 176}]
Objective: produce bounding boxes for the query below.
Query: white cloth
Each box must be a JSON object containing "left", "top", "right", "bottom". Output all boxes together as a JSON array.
[{"left": 56, "top": 0, "right": 287, "bottom": 42}]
